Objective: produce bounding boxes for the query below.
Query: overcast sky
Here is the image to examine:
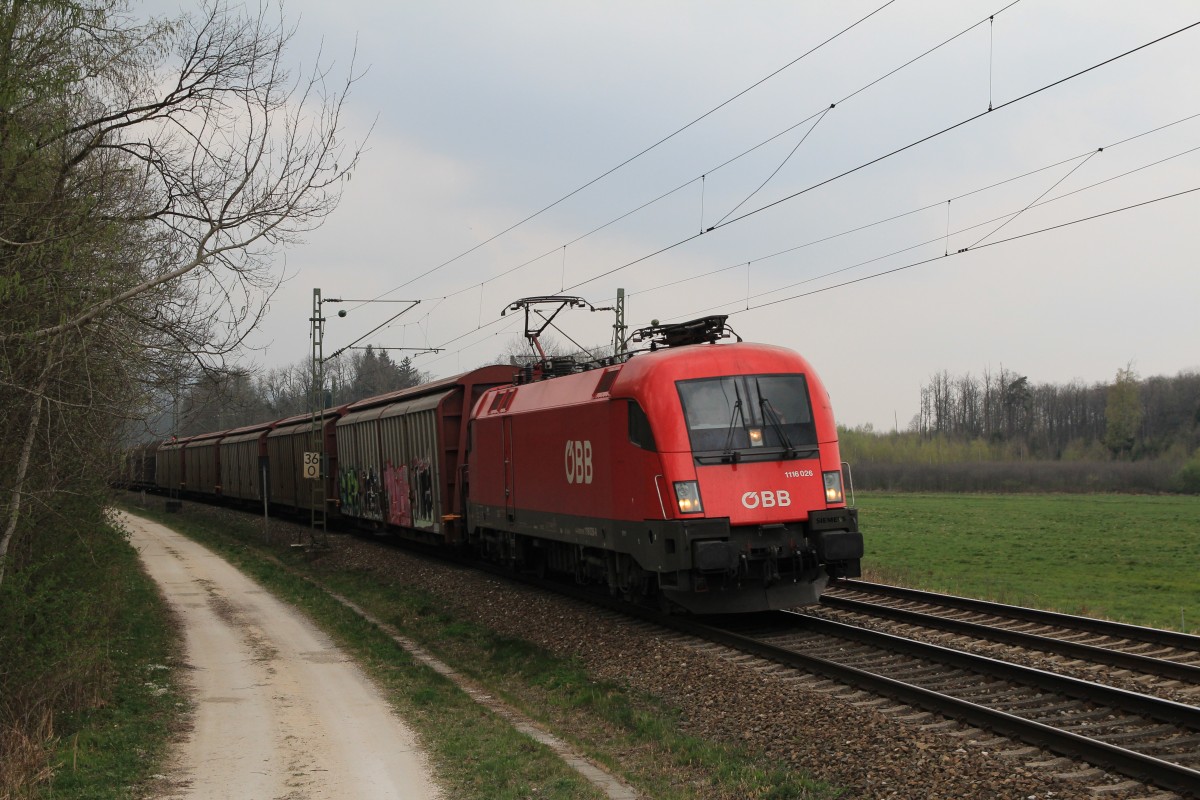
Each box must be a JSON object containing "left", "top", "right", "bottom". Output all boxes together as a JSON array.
[{"left": 147, "top": 1, "right": 1200, "bottom": 429}]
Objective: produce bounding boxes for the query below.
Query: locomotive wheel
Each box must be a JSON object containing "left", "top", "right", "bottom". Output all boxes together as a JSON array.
[{"left": 614, "top": 553, "right": 651, "bottom": 604}]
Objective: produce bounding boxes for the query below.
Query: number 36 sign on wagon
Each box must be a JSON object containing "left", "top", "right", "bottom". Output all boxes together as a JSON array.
[{"left": 302, "top": 452, "right": 321, "bottom": 480}]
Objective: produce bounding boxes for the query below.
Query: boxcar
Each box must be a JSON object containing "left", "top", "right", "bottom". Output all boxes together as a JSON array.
[
  {"left": 155, "top": 436, "right": 190, "bottom": 493},
  {"left": 130, "top": 443, "right": 159, "bottom": 489},
  {"left": 335, "top": 366, "right": 516, "bottom": 541},
  {"left": 183, "top": 430, "right": 226, "bottom": 496},
  {"left": 220, "top": 422, "right": 274, "bottom": 503},
  {"left": 266, "top": 410, "right": 345, "bottom": 513}
]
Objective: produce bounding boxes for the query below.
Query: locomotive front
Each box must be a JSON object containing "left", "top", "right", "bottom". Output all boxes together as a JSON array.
[
  {"left": 613, "top": 339, "right": 862, "bottom": 613},
  {"left": 466, "top": 310, "right": 862, "bottom": 615}
]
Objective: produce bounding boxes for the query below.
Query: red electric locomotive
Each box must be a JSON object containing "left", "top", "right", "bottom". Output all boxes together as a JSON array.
[{"left": 467, "top": 302, "right": 861, "bottom": 614}]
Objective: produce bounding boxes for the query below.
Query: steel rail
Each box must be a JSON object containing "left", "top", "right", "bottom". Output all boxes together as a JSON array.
[
  {"left": 779, "top": 612, "right": 1200, "bottom": 729},
  {"left": 679, "top": 612, "right": 1200, "bottom": 797},
  {"left": 818, "top": 594, "right": 1200, "bottom": 683},
  {"left": 832, "top": 579, "right": 1200, "bottom": 652}
]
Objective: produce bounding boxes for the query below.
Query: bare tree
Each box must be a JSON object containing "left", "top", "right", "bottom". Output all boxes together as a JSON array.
[{"left": 0, "top": 0, "right": 365, "bottom": 585}]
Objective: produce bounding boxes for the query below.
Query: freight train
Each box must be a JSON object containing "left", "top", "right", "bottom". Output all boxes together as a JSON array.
[{"left": 119, "top": 304, "right": 861, "bottom": 613}]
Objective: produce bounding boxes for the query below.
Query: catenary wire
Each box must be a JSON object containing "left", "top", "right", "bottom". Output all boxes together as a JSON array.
[
  {"left": 705, "top": 18, "right": 1200, "bottom": 236},
  {"left": 670, "top": 142, "right": 1200, "bottom": 318},
  {"left": 419, "top": 184, "right": 1200, "bottom": 369},
  {"left": 564, "top": 18, "right": 1200, "bottom": 294},
  {"left": 734, "top": 184, "right": 1200, "bottom": 312},
  {"left": 713, "top": 106, "right": 834, "bottom": 227},
  {"left": 351, "top": 0, "right": 901, "bottom": 313},
  {"left": 965, "top": 147, "right": 1101, "bottom": 248},
  {"left": 405, "top": 16, "right": 1198, "bottom": 366},
  {"left": 423, "top": 136, "right": 1200, "bottom": 367},
  {"left": 421, "top": 0, "right": 1026, "bottom": 314}
]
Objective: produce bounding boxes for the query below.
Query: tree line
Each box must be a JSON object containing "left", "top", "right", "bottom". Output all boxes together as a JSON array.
[
  {"left": 842, "top": 365, "right": 1200, "bottom": 493},
  {"left": 171, "top": 346, "right": 427, "bottom": 436},
  {"left": 910, "top": 365, "right": 1200, "bottom": 461}
]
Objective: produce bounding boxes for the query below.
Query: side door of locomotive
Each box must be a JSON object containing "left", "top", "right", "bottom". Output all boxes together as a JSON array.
[{"left": 503, "top": 414, "right": 515, "bottom": 522}]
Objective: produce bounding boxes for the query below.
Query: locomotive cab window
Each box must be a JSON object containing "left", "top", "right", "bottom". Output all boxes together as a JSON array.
[
  {"left": 627, "top": 400, "right": 657, "bottom": 451},
  {"left": 677, "top": 374, "right": 817, "bottom": 457}
]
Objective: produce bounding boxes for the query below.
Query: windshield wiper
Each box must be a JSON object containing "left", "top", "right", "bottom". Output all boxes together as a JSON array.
[
  {"left": 756, "top": 378, "right": 795, "bottom": 458},
  {"left": 721, "top": 382, "right": 745, "bottom": 462}
]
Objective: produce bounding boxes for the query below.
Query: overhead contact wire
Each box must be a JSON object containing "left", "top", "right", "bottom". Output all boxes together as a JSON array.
[
  {"left": 673, "top": 142, "right": 1200, "bottom": 317},
  {"left": 421, "top": 0, "right": 1022, "bottom": 317},
  {"left": 738, "top": 185, "right": 1200, "bottom": 312},
  {"left": 707, "top": 18, "right": 1200, "bottom": 236},
  {"left": 359, "top": 0, "right": 900, "bottom": 310},
  {"left": 966, "top": 147, "right": 1101, "bottom": 249},
  {"left": 566, "top": 18, "right": 1200, "bottom": 293},
  {"left": 714, "top": 105, "right": 834, "bottom": 227}
]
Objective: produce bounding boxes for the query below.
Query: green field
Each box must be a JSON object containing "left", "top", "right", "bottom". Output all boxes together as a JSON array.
[{"left": 857, "top": 493, "right": 1200, "bottom": 633}]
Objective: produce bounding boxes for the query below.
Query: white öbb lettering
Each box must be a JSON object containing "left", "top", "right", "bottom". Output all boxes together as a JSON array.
[
  {"left": 564, "top": 439, "right": 593, "bottom": 485},
  {"left": 741, "top": 490, "right": 791, "bottom": 509}
]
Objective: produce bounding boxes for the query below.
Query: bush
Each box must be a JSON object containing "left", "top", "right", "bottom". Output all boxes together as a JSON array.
[
  {"left": 1174, "top": 450, "right": 1200, "bottom": 494},
  {"left": 0, "top": 496, "right": 135, "bottom": 796}
]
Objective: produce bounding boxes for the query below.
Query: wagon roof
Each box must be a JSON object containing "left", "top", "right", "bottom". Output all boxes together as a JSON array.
[
  {"left": 220, "top": 420, "right": 277, "bottom": 436},
  {"left": 269, "top": 404, "right": 351, "bottom": 431},
  {"left": 344, "top": 365, "right": 516, "bottom": 413}
]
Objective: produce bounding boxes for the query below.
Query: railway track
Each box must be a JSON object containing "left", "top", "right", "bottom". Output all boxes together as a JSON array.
[
  {"left": 649, "top": 573, "right": 1200, "bottom": 799},
  {"left": 530, "top": 570, "right": 1197, "bottom": 796},
  {"left": 818, "top": 580, "right": 1200, "bottom": 690},
  {"left": 680, "top": 609, "right": 1200, "bottom": 797},
  {"left": 816, "top": 578, "right": 1200, "bottom": 695},
  {"left": 496, "top": 560, "right": 1200, "bottom": 796}
]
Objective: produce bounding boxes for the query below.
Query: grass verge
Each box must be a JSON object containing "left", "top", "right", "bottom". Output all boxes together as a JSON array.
[
  {"left": 42, "top": 544, "right": 185, "bottom": 800},
  {"left": 117, "top": 497, "right": 834, "bottom": 800},
  {"left": 858, "top": 492, "right": 1200, "bottom": 632},
  {"left": 0, "top": 503, "right": 185, "bottom": 800}
]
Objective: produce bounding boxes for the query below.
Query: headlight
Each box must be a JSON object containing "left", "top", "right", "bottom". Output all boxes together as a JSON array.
[
  {"left": 823, "top": 470, "right": 844, "bottom": 504},
  {"left": 674, "top": 480, "right": 704, "bottom": 514}
]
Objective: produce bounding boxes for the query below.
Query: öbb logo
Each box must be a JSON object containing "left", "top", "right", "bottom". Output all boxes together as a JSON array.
[
  {"left": 564, "top": 440, "right": 593, "bottom": 485},
  {"left": 741, "top": 490, "right": 791, "bottom": 509}
]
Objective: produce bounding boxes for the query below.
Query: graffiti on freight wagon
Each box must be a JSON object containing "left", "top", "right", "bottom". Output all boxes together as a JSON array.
[
  {"left": 340, "top": 458, "right": 436, "bottom": 530},
  {"left": 383, "top": 457, "right": 435, "bottom": 530},
  {"left": 339, "top": 465, "right": 384, "bottom": 522}
]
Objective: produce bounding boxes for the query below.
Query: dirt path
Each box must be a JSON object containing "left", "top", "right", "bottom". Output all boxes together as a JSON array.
[{"left": 121, "top": 511, "right": 441, "bottom": 800}]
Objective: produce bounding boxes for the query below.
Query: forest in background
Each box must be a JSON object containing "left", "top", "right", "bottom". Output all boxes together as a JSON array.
[
  {"left": 165, "top": 333, "right": 582, "bottom": 437},
  {"left": 840, "top": 366, "right": 1200, "bottom": 493},
  {"left": 167, "top": 346, "right": 428, "bottom": 436}
]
